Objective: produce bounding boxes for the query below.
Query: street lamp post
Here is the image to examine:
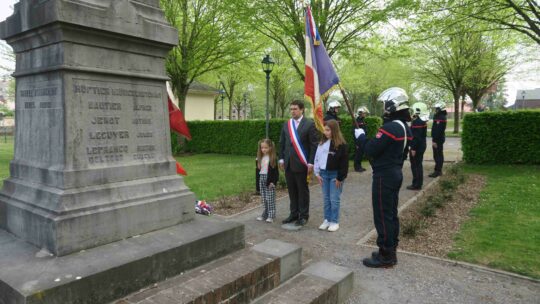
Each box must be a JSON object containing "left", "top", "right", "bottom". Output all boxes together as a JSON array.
[
  {"left": 521, "top": 90, "right": 526, "bottom": 110},
  {"left": 243, "top": 92, "right": 247, "bottom": 120},
  {"left": 261, "top": 54, "right": 275, "bottom": 138},
  {"left": 220, "top": 87, "right": 225, "bottom": 120}
]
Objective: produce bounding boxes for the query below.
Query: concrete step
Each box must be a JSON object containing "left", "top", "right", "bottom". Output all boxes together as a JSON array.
[
  {"left": 252, "top": 261, "right": 354, "bottom": 304},
  {"left": 115, "top": 239, "right": 301, "bottom": 304},
  {"left": 0, "top": 216, "right": 244, "bottom": 304}
]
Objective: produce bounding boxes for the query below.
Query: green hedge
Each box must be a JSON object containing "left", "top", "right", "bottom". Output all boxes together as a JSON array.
[
  {"left": 172, "top": 116, "right": 383, "bottom": 157},
  {"left": 462, "top": 111, "right": 540, "bottom": 164}
]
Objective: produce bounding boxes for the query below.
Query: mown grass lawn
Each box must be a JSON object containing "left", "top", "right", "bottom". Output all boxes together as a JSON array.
[
  {"left": 0, "top": 136, "right": 13, "bottom": 183},
  {"left": 449, "top": 164, "right": 540, "bottom": 279},
  {"left": 175, "top": 153, "right": 256, "bottom": 201}
]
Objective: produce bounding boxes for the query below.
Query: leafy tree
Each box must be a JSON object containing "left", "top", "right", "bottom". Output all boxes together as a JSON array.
[
  {"left": 415, "top": 29, "right": 484, "bottom": 133},
  {"left": 441, "top": 0, "right": 540, "bottom": 45},
  {"left": 463, "top": 37, "right": 513, "bottom": 109},
  {"left": 160, "top": 0, "right": 258, "bottom": 112},
  {"left": 235, "top": 0, "right": 396, "bottom": 80}
]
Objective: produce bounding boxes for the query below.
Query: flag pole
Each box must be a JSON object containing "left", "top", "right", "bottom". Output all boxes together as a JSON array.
[{"left": 338, "top": 84, "right": 359, "bottom": 128}]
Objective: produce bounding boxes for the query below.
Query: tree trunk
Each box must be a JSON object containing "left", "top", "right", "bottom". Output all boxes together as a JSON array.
[{"left": 453, "top": 94, "right": 460, "bottom": 134}]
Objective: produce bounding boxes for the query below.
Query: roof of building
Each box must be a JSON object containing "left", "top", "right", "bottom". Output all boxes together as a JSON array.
[
  {"left": 517, "top": 88, "right": 540, "bottom": 101},
  {"left": 189, "top": 81, "right": 219, "bottom": 95}
]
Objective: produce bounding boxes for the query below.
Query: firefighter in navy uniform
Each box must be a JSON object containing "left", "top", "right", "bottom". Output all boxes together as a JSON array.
[
  {"left": 355, "top": 87, "right": 412, "bottom": 268},
  {"left": 407, "top": 102, "right": 429, "bottom": 190},
  {"left": 324, "top": 99, "right": 341, "bottom": 123},
  {"left": 429, "top": 101, "right": 447, "bottom": 177},
  {"left": 354, "top": 107, "right": 369, "bottom": 172}
]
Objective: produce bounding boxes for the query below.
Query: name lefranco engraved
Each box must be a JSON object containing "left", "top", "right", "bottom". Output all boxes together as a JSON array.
[{"left": 86, "top": 145, "right": 128, "bottom": 164}]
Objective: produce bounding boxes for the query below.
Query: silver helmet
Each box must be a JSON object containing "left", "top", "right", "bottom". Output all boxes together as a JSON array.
[
  {"left": 357, "top": 106, "right": 369, "bottom": 115},
  {"left": 327, "top": 100, "right": 341, "bottom": 111},
  {"left": 432, "top": 101, "right": 446, "bottom": 110},
  {"left": 411, "top": 102, "right": 429, "bottom": 121},
  {"left": 377, "top": 87, "right": 409, "bottom": 114}
]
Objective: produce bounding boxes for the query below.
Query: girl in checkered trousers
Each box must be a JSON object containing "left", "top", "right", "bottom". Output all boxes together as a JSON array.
[{"left": 256, "top": 139, "right": 279, "bottom": 223}]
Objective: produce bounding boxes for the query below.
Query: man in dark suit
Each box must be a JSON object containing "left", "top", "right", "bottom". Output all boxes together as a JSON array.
[{"left": 279, "top": 100, "right": 319, "bottom": 226}]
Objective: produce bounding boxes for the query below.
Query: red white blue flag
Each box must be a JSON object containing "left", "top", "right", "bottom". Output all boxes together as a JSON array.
[{"left": 304, "top": 5, "right": 341, "bottom": 131}]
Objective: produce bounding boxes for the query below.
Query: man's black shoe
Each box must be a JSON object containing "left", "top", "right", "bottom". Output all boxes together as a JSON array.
[
  {"left": 362, "top": 252, "right": 397, "bottom": 268},
  {"left": 282, "top": 215, "right": 298, "bottom": 224},
  {"left": 428, "top": 172, "right": 441, "bottom": 178},
  {"left": 294, "top": 218, "right": 308, "bottom": 226},
  {"left": 355, "top": 168, "right": 366, "bottom": 172},
  {"left": 406, "top": 185, "right": 421, "bottom": 190}
]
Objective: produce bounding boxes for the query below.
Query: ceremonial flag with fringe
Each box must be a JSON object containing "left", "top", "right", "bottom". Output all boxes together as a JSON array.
[{"left": 304, "top": 5, "right": 341, "bottom": 132}]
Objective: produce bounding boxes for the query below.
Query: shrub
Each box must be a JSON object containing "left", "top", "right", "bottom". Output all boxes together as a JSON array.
[
  {"left": 174, "top": 116, "right": 383, "bottom": 157},
  {"left": 402, "top": 218, "right": 425, "bottom": 237},
  {"left": 420, "top": 203, "right": 436, "bottom": 217},
  {"left": 462, "top": 111, "right": 540, "bottom": 164}
]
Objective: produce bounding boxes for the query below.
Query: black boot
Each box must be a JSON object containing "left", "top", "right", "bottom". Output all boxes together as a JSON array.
[
  {"left": 282, "top": 214, "right": 298, "bottom": 224},
  {"left": 428, "top": 171, "right": 441, "bottom": 178},
  {"left": 363, "top": 248, "right": 397, "bottom": 268}
]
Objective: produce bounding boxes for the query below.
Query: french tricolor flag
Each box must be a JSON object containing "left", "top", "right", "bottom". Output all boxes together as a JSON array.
[{"left": 304, "top": 6, "right": 341, "bottom": 131}]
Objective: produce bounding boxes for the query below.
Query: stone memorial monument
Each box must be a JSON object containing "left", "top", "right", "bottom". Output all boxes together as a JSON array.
[{"left": 0, "top": 1, "right": 244, "bottom": 303}]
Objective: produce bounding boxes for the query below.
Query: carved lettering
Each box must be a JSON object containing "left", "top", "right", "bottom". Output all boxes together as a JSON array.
[
  {"left": 86, "top": 145, "right": 129, "bottom": 155},
  {"left": 88, "top": 102, "right": 122, "bottom": 110},
  {"left": 136, "top": 132, "right": 153, "bottom": 138},
  {"left": 133, "top": 153, "right": 155, "bottom": 160},
  {"left": 91, "top": 116, "right": 120, "bottom": 125},
  {"left": 19, "top": 87, "right": 57, "bottom": 97},
  {"left": 39, "top": 102, "right": 53, "bottom": 108},
  {"left": 137, "top": 145, "right": 155, "bottom": 152},
  {"left": 24, "top": 102, "right": 35, "bottom": 109},
  {"left": 88, "top": 154, "right": 124, "bottom": 164},
  {"left": 133, "top": 103, "right": 152, "bottom": 111},
  {"left": 132, "top": 118, "right": 152, "bottom": 125},
  {"left": 88, "top": 131, "right": 129, "bottom": 140}
]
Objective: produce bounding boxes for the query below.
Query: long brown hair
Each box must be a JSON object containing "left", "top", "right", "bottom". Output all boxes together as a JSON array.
[
  {"left": 257, "top": 138, "right": 277, "bottom": 168},
  {"left": 322, "top": 119, "right": 346, "bottom": 148}
]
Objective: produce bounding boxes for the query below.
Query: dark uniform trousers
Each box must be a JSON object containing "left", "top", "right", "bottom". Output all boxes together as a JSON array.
[
  {"left": 285, "top": 165, "right": 310, "bottom": 220},
  {"left": 410, "top": 145, "right": 425, "bottom": 188},
  {"left": 354, "top": 143, "right": 365, "bottom": 170},
  {"left": 433, "top": 142, "right": 444, "bottom": 173},
  {"left": 372, "top": 168, "right": 403, "bottom": 250}
]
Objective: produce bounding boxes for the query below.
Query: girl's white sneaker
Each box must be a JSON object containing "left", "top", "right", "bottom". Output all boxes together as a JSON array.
[
  {"left": 265, "top": 218, "right": 274, "bottom": 223},
  {"left": 256, "top": 216, "right": 264, "bottom": 221},
  {"left": 318, "top": 220, "right": 330, "bottom": 230},
  {"left": 328, "top": 223, "right": 340, "bottom": 232}
]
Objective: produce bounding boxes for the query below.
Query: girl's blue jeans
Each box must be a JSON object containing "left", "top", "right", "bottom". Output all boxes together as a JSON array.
[{"left": 320, "top": 169, "right": 343, "bottom": 223}]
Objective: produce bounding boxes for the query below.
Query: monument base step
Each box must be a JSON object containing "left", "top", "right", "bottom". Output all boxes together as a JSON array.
[
  {"left": 252, "top": 261, "right": 354, "bottom": 304},
  {"left": 114, "top": 239, "right": 302, "bottom": 304},
  {"left": 0, "top": 216, "right": 244, "bottom": 304}
]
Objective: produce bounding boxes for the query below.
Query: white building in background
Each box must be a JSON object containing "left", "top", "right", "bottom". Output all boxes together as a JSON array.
[{"left": 167, "top": 81, "right": 219, "bottom": 121}]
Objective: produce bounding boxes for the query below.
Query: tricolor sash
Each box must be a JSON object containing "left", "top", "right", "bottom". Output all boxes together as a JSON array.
[{"left": 287, "top": 119, "right": 308, "bottom": 167}]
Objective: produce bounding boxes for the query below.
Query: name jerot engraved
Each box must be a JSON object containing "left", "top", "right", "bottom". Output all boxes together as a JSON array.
[{"left": 91, "top": 116, "right": 120, "bottom": 125}]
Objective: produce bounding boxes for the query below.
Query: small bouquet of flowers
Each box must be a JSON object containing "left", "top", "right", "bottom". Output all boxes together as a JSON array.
[{"left": 195, "top": 200, "right": 213, "bottom": 215}]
